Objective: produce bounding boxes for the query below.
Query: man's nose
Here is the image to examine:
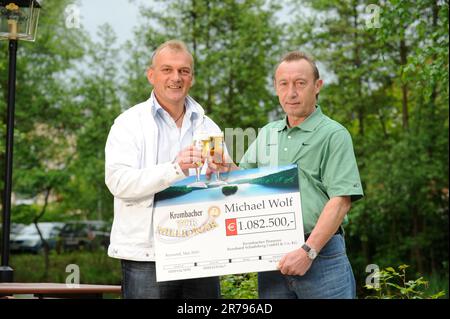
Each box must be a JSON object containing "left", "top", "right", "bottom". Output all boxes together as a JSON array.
[
  {"left": 288, "top": 83, "right": 298, "bottom": 98},
  {"left": 170, "top": 71, "right": 182, "bottom": 81}
]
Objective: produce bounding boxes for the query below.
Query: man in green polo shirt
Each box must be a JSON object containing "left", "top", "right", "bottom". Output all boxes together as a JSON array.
[{"left": 209, "top": 51, "right": 363, "bottom": 299}]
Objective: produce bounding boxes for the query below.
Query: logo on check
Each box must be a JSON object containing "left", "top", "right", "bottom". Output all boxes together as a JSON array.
[{"left": 226, "top": 218, "right": 238, "bottom": 236}]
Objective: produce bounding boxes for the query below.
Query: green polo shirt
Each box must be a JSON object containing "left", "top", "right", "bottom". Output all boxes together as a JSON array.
[{"left": 239, "top": 106, "right": 364, "bottom": 234}]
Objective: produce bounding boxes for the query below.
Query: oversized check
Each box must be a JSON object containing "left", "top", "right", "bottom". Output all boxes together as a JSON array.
[{"left": 153, "top": 165, "right": 304, "bottom": 282}]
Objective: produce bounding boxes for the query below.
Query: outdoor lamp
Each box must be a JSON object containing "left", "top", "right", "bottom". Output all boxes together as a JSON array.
[
  {"left": 0, "top": 0, "right": 40, "bottom": 41},
  {"left": 0, "top": 0, "right": 41, "bottom": 283}
]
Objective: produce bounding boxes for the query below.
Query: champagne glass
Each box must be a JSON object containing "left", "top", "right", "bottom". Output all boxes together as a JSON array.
[
  {"left": 187, "top": 132, "right": 209, "bottom": 188},
  {"left": 208, "top": 132, "right": 227, "bottom": 186}
]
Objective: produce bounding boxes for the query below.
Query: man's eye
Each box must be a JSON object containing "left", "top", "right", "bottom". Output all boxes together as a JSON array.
[
  {"left": 181, "top": 69, "right": 191, "bottom": 75},
  {"left": 296, "top": 81, "right": 307, "bottom": 87},
  {"left": 162, "top": 68, "right": 171, "bottom": 73}
]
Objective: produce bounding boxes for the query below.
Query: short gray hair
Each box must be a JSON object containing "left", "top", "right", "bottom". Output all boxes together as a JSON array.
[{"left": 150, "top": 39, "right": 194, "bottom": 73}]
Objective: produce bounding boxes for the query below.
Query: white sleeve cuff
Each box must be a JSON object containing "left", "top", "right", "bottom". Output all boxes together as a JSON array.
[{"left": 163, "top": 161, "right": 186, "bottom": 187}]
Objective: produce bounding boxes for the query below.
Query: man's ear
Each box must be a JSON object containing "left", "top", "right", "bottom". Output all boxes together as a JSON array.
[
  {"left": 273, "top": 78, "right": 278, "bottom": 93},
  {"left": 315, "top": 79, "right": 323, "bottom": 94},
  {"left": 147, "top": 67, "right": 154, "bottom": 86}
]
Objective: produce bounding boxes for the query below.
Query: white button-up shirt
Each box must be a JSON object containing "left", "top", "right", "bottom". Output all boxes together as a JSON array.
[
  {"left": 105, "top": 92, "right": 223, "bottom": 261},
  {"left": 151, "top": 91, "right": 200, "bottom": 165}
]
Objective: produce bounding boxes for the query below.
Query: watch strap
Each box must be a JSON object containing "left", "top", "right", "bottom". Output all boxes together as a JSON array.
[{"left": 301, "top": 243, "right": 311, "bottom": 253}]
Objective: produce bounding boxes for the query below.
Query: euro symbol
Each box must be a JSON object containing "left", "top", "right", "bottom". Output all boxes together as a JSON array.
[{"left": 227, "top": 222, "right": 236, "bottom": 232}]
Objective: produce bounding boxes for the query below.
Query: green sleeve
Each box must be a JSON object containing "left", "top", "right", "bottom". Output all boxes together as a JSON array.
[{"left": 321, "top": 129, "right": 364, "bottom": 202}]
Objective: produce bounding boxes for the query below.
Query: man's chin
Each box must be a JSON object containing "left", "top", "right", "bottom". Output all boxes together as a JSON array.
[
  {"left": 169, "top": 97, "right": 188, "bottom": 106},
  {"left": 167, "top": 91, "right": 187, "bottom": 100},
  {"left": 282, "top": 106, "right": 301, "bottom": 115}
]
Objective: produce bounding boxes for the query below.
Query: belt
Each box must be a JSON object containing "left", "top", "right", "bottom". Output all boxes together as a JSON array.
[{"left": 304, "top": 227, "right": 343, "bottom": 241}]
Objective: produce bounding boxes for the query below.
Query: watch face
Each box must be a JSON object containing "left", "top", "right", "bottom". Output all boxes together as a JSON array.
[{"left": 308, "top": 249, "right": 318, "bottom": 259}]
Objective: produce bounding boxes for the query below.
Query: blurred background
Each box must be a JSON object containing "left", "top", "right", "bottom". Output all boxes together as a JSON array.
[{"left": 0, "top": 0, "right": 448, "bottom": 298}]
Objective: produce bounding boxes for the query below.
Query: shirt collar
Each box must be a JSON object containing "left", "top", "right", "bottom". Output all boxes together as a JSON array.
[
  {"left": 150, "top": 91, "right": 163, "bottom": 117},
  {"left": 276, "top": 105, "right": 324, "bottom": 132},
  {"left": 150, "top": 90, "right": 200, "bottom": 119},
  {"left": 299, "top": 105, "right": 325, "bottom": 131},
  {"left": 274, "top": 118, "right": 288, "bottom": 132}
]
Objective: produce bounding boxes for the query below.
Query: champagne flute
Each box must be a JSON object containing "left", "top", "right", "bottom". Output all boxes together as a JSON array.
[
  {"left": 208, "top": 132, "right": 227, "bottom": 186},
  {"left": 187, "top": 132, "right": 209, "bottom": 188}
]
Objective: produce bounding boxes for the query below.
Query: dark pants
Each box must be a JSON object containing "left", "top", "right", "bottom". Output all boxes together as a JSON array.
[{"left": 121, "top": 260, "right": 221, "bottom": 299}]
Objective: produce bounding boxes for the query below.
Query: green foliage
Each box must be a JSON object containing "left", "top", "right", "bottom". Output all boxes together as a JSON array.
[
  {"left": 426, "top": 267, "right": 449, "bottom": 299},
  {"left": 1, "top": 0, "right": 89, "bottom": 218},
  {"left": 10, "top": 204, "right": 41, "bottom": 225},
  {"left": 57, "top": 23, "right": 121, "bottom": 221},
  {"left": 10, "top": 251, "right": 121, "bottom": 286},
  {"left": 221, "top": 273, "right": 257, "bottom": 299},
  {"left": 12, "top": 252, "right": 258, "bottom": 299},
  {"left": 124, "top": 0, "right": 284, "bottom": 131},
  {"left": 288, "top": 0, "right": 449, "bottom": 284},
  {"left": 11, "top": 203, "right": 69, "bottom": 224},
  {"left": 0, "top": 0, "right": 447, "bottom": 298},
  {"left": 365, "top": 265, "right": 446, "bottom": 299}
]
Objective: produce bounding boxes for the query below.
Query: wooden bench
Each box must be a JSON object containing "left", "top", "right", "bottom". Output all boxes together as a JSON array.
[{"left": 0, "top": 282, "right": 122, "bottom": 299}]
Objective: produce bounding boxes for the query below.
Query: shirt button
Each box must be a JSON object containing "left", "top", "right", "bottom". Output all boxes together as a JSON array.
[
  {"left": 284, "top": 148, "right": 288, "bottom": 151},
  {"left": 288, "top": 136, "right": 291, "bottom": 139}
]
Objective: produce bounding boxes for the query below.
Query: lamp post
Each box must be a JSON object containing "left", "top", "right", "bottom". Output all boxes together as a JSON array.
[{"left": 0, "top": 0, "right": 40, "bottom": 283}]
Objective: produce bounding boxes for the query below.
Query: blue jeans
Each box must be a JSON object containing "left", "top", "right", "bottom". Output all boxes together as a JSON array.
[
  {"left": 258, "top": 235, "right": 356, "bottom": 299},
  {"left": 121, "top": 260, "right": 220, "bottom": 299}
]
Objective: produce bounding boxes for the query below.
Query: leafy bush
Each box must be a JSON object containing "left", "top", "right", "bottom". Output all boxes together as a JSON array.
[
  {"left": 221, "top": 273, "right": 257, "bottom": 299},
  {"left": 365, "top": 264, "right": 446, "bottom": 299}
]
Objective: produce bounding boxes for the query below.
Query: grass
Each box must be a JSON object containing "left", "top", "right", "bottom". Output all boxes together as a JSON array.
[
  {"left": 425, "top": 272, "right": 449, "bottom": 299},
  {"left": 10, "top": 250, "right": 122, "bottom": 285}
]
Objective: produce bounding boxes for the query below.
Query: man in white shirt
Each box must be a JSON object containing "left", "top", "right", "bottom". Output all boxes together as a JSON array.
[{"left": 105, "top": 40, "right": 222, "bottom": 298}]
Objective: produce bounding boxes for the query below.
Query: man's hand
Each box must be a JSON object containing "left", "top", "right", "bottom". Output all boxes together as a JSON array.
[
  {"left": 175, "top": 145, "right": 204, "bottom": 176},
  {"left": 277, "top": 248, "right": 313, "bottom": 276}
]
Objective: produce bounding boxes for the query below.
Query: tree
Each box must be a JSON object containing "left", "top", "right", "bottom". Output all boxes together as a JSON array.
[
  {"left": 123, "top": 0, "right": 284, "bottom": 135},
  {"left": 0, "top": 0, "right": 88, "bottom": 279},
  {"left": 287, "top": 0, "right": 449, "bottom": 284},
  {"left": 363, "top": 0, "right": 449, "bottom": 276},
  {"left": 59, "top": 24, "right": 122, "bottom": 222}
]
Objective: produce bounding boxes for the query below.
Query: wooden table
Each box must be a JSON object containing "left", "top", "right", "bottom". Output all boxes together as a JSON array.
[{"left": 0, "top": 282, "right": 122, "bottom": 299}]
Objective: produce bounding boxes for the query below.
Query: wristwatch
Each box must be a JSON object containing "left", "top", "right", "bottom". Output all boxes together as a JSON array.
[{"left": 301, "top": 243, "right": 318, "bottom": 260}]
